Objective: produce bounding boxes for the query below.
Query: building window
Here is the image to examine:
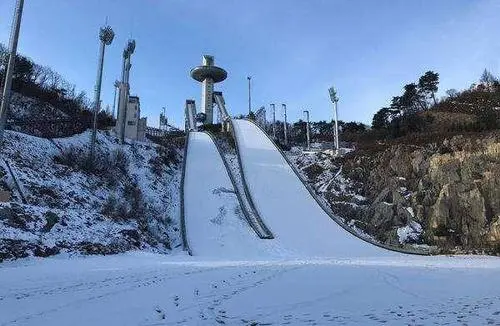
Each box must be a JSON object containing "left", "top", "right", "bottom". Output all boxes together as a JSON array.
[{"left": 128, "top": 121, "right": 136, "bottom": 126}]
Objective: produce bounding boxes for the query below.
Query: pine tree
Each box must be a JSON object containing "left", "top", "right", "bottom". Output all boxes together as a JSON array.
[
  {"left": 480, "top": 69, "right": 496, "bottom": 85},
  {"left": 372, "top": 107, "right": 391, "bottom": 129},
  {"left": 418, "top": 71, "right": 439, "bottom": 105}
]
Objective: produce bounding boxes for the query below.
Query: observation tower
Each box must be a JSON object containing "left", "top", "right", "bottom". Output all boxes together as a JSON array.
[{"left": 190, "top": 55, "right": 227, "bottom": 124}]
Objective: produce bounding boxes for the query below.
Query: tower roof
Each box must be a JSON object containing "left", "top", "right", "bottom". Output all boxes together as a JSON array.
[{"left": 190, "top": 65, "right": 227, "bottom": 83}]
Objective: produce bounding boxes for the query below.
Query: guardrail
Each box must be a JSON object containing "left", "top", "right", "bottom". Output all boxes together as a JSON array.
[
  {"left": 203, "top": 131, "right": 273, "bottom": 239},
  {"left": 227, "top": 119, "right": 274, "bottom": 239},
  {"left": 179, "top": 133, "right": 192, "bottom": 255},
  {"left": 240, "top": 119, "right": 432, "bottom": 256}
]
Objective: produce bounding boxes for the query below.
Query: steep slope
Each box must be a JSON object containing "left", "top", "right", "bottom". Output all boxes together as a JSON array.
[
  {"left": 0, "top": 130, "right": 182, "bottom": 260},
  {"left": 183, "top": 132, "right": 279, "bottom": 258},
  {"left": 232, "top": 119, "right": 399, "bottom": 258}
]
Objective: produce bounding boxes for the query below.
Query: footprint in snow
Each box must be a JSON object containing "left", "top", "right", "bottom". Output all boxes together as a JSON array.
[{"left": 154, "top": 306, "right": 166, "bottom": 320}]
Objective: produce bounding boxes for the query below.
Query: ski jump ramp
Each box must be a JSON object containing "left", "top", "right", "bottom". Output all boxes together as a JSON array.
[
  {"left": 182, "top": 132, "right": 279, "bottom": 258},
  {"left": 182, "top": 122, "right": 423, "bottom": 258},
  {"left": 231, "top": 119, "right": 405, "bottom": 258}
]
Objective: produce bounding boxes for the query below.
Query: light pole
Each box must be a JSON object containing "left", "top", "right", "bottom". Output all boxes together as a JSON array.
[
  {"left": 112, "top": 80, "right": 119, "bottom": 119},
  {"left": 328, "top": 86, "right": 340, "bottom": 156},
  {"left": 0, "top": 0, "right": 24, "bottom": 143},
  {"left": 270, "top": 103, "right": 276, "bottom": 139},
  {"left": 282, "top": 104, "right": 288, "bottom": 146},
  {"left": 304, "top": 110, "right": 310, "bottom": 150},
  {"left": 247, "top": 76, "right": 251, "bottom": 115},
  {"left": 89, "top": 25, "right": 115, "bottom": 162},
  {"left": 117, "top": 39, "right": 136, "bottom": 144}
]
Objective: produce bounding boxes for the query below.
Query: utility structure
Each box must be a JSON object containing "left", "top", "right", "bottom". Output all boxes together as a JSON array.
[
  {"left": 213, "top": 91, "right": 231, "bottom": 132},
  {"left": 282, "top": 103, "right": 288, "bottom": 146},
  {"left": 270, "top": 103, "right": 276, "bottom": 139},
  {"left": 304, "top": 110, "right": 311, "bottom": 150},
  {"left": 185, "top": 100, "right": 197, "bottom": 131},
  {"left": 112, "top": 80, "right": 119, "bottom": 118},
  {"left": 89, "top": 24, "right": 115, "bottom": 162},
  {"left": 0, "top": 0, "right": 24, "bottom": 143},
  {"left": 247, "top": 76, "right": 252, "bottom": 115},
  {"left": 328, "top": 86, "right": 340, "bottom": 156},
  {"left": 116, "top": 39, "right": 136, "bottom": 144},
  {"left": 190, "top": 55, "right": 227, "bottom": 125}
]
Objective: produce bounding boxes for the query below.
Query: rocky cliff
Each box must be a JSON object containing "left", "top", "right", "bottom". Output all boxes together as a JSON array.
[{"left": 342, "top": 132, "right": 500, "bottom": 254}]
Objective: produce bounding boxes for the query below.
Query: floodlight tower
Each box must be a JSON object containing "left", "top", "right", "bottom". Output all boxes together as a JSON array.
[
  {"left": 247, "top": 76, "right": 252, "bottom": 115},
  {"left": 190, "top": 55, "right": 227, "bottom": 125},
  {"left": 89, "top": 24, "right": 115, "bottom": 162},
  {"left": 304, "top": 110, "right": 311, "bottom": 150},
  {"left": 282, "top": 104, "right": 288, "bottom": 146},
  {"left": 0, "top": 0, "right": 24, "bottom": 143},
  {"left": 117, "top": 39, "right": 136, "bottom": 144},
  {"left": 328, "top": 86, "right": 340, "bottom": 156},
  {"left": 112, "top": 80, "right": 120, "bottom": 118},
  {"left": 270, "top": 103, "right": 276, "bottom": 139}
]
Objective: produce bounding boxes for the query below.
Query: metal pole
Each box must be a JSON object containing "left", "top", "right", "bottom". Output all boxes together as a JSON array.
[
  {"left": 328, "top": 86, "right": 340, "bottom": 156},
  {"left": 304, "top": 110, "right": 310, "bottom": 150},
  {"left": 119, "top": 56, "right": 131, "bottom": 144},
  {"left": 89, "top": 25, "right": 114, "bottom": 162},
  {"left": 118, "top": 39, "right": 135, "bottom": 145},
  {"left": 116, "top": 53, "right": 127, "bottom": 142},
  {"left": 282, "top": 104, "right": 288, "bottom": 146},
  {"left": 271, "top": 103, "right": 276, "bottom": 139},
  {"left": 247, "top": 76, "right": 251, "bottom": 115},
  {"left": 112, "top": 80, "right": 119, "bottom": 119},
  {"left": 334, "top": 100, "right": 339, "bottom": 155},
  {"left": 0, "top": 0, "right": 24, "bottom": 143},
  {"left": 90, "top": 42, "right": 106, "bottom": 162}
]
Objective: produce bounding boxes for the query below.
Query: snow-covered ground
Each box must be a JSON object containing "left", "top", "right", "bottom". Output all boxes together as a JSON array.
[
  {"left": 2, "top": 122, "right": 500, "bottom": 325},
  {"left": 1, "top": 252, "right": 500, "bottom": 325},
  {"left": 0, "top": 130, "right": 183, "bottom": 259}
]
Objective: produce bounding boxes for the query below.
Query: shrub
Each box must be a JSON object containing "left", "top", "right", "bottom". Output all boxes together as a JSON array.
[
  {"left": 112, "top": 149, "right": 128, "bottom": 174},
  {"left": 476, "top": 109, "right": 499, "bottom": 131},
  {"left": 124, "top": 181, "right": 146, "bottom": 221},
  {"left": 101, "top": 195, "right": 117, "bottom": 217},
  {"left": 149, "top": 146, "right": 179, "bottom": 177},
  {"left": 433, "top": 223, "right": 450, "bottom": 237},
  {"left": 42, "top": 211, "right": 59, "bottom": 232}
]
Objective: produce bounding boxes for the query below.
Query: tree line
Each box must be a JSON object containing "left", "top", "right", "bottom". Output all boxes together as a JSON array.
[
  {"left": 0, "top": 43, "right": 112, "bottom": 129},
  {"left": 371, "top": 71, "right": 438, "bottom": 137}
]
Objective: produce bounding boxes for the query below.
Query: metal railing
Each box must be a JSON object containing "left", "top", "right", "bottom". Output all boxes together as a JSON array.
[
  {"left": 204, "top": 130, "right": 273, "bottom": 239},
  {"left": 179, "top": 133, "right": 192, "bottom": 255}
]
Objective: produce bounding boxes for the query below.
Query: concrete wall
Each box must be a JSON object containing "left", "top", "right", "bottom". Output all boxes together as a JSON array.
[{"left": 124, "top": 96, "right": 140, "bottom": 141}]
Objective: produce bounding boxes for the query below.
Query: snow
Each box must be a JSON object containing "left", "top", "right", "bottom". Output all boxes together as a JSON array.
[
  {"left": 1, "top": 252, "right": 500, "bottom": 325},
  {"left": 397, "top": 221, "right": 423, "bottom": 244},
  {"left": 232, "top": 119, "right": 397, "bottom": 258},
  {"left": 184, "top": 132, "right": 278, "bottom": 258},
  {"left": 0, "top": 130, "right": 182, "bottom": 257},
  {"left": 2, "top": 122, "right": 500, "bottom": 325}
]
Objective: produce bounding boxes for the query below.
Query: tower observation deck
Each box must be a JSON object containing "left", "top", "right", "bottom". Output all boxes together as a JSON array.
[{"left": 190, "top": 55, "right": 227, "bottom": 124}]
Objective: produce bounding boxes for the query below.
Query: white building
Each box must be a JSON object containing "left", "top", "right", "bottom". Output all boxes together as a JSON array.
[{"left": 124, "top": 95, "right": 147, "bottom": 141}]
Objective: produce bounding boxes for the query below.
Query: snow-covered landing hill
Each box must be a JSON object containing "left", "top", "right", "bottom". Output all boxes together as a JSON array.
[{"left": 0, "top": 130, "right": 184, "bottom": 261}]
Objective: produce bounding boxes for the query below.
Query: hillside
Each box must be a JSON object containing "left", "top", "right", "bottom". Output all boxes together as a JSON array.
[
  {"left": 288, "top": 82, "right": 500, "bottom": 254},
  {"left": 0, "top": 129, "right": 184, "bottom": 261}
]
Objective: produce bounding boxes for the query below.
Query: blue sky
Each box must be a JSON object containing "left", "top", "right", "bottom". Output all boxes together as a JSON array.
[{"left": 1, "top": 0, "right": 500, "bottom": 128}]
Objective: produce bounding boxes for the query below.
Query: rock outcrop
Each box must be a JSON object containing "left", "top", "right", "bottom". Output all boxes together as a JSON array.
[{"left": 342, "top": 132, "right": 500, "bottom": 253}]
